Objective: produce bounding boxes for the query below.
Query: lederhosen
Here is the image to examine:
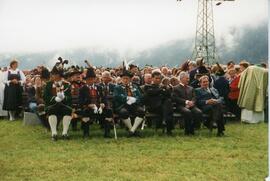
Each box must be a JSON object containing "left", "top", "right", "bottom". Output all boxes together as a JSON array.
[{"left": 3, "top": 70, "right": 23, "bottom": 111}]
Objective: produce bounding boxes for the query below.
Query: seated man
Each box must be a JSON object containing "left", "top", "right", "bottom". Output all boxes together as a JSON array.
[
  {"left": 113, "top": 68, "right": 145, "bottom": 137},
  {"left": 143, "top": 71, "right": 173, "bottom": 135},
  {"left": 172, "top": 72, "right": 203, "bottom": 135},
  {"left": 195, "top": 75, "right": 225, "bottom": 137},
  {"left": 79, "top": 68, "right": 106, "bottom": 138}
]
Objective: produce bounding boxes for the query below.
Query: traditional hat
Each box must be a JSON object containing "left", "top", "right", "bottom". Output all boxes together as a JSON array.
[
  {"left": 51, "top": 57, "right": 69, "bottom": 77},
  {"left": 215, "top": 63, "right": 225, "bottom": 76},
  {"left": 65, "top": 65, "right": 82, "bottom": 77},
  {"left": 84, "top": 67, "right": 96, "bottom": 79},
  {"left": 120, "top": 61, "right": 133, "bottom": 78},
  {"left": 40, "top": 67, "right": 50, "bottom": 80}
]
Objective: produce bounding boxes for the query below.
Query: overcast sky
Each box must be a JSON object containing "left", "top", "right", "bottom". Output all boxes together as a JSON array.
[{"left": 0, "top": 0, "right": 267, "bottom": 54}]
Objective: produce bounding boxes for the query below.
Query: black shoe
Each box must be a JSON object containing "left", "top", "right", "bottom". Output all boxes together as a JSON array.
[
  {"left": 104, "top": 134, "right": 112, "bottom": 138},
  {"left": 62, "top": 134, "right": 70, "bottom": 140},
  {"left": 83, "top": 135, "right": 90, "bottom": 139},
  {"left": 216, "top": 132, "right": 224, "bottom": 137},
  {"left": 127, "top": 131, "right": 134, "bottom": 138},
  {"left": 167, "top": 130, "right": 173, "bottom": 136},
  {"left": 52, "top": 135, "right": 58, "bottom": 141},
  {"left": 133, "top": 131, "right": 142, "bottom": 138}
]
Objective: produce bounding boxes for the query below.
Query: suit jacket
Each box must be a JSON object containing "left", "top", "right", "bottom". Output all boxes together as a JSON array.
[
  {"left": 195, "top": 87, "right": 223, "bottom": 108},
  {"left": 172, "top": 84, "right": 196, "bottom": 107},
  {"left": 143, "top": 84, "right": 171, "bottom": 109}
]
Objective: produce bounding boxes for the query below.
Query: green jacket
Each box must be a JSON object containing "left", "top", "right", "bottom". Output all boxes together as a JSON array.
[
  {"left": 43, "top": 81, "right": 72, "bottom": 109},
  {"left": 113, "top": 83, "right": 142, "bottom": 112},
  {"left": 237, "top": 66, "right": 268, "bottom": 112}
]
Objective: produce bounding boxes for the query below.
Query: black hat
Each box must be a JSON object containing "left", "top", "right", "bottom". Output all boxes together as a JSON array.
[
  {"left": 66, "top": 65, "right": 82, "bottom": 77},
  {"left": 129, "top": 64, "right": 137, "bottom": 70},
  {"left": 195, "top": 66, "right": 209, "bottom": 76},
  {"left": 215, "top": 63, "right": 225, "bottom": 76},
  {"left": 40, "top": 67, "right": 50, "bottom": 80},
  {"left": 84, "top": 67, "right": 96, "bottom": 79},
  {"left": 51, "top": 57, "right": 68, "bottom": 77},
  {"left": 120, "top": 61, "right": 133, "bottom": 78}
]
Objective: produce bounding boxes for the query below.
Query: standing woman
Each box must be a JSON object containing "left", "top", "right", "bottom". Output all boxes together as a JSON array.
[
  {"left": 0, "top": 68, "right": 8, "bottom": 117},
  {"left": 3, "top": 60, "right": 26, "bottom": 121}
]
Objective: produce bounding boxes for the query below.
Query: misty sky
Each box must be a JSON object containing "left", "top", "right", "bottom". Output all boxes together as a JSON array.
[{"left": 0, "top": 0, "right": 267, "bottom": 55}]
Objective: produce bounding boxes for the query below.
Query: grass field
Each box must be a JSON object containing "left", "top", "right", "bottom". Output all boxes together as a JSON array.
[{"left": 0, "top": 120, "right": 268, "bottom": 181}]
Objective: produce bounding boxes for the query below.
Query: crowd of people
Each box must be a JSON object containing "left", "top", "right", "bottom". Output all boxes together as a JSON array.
[{"left": 0, "top": 57, "right": 267, "bottom": 141}]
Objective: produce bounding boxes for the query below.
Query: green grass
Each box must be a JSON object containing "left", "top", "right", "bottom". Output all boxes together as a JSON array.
[{"left": 0, "top": 120, "right": 268, "bottom": 181}]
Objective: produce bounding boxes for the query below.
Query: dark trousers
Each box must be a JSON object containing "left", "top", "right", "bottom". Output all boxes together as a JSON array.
[
  {"left": 147, "top": 99, "right": 173, "bottom": 132},
  {"left": 202, "top": 103, "right": 225, "bottom": 133},
  {"left": 227, "top": 98, "right": 241, "bottom": 119},
  {"left": 177, "top": 106, "right": 203, "bottom": 135}
]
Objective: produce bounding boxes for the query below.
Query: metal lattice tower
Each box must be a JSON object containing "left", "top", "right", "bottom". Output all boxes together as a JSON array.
[
  {"left": 178, "top": 0, "right": 234, "bottom": 65},
  {"left": 192, "top": 0, "right": 216, "bottom": 65}
]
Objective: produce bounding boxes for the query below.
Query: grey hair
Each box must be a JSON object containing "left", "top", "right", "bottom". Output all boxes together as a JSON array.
[
  {"left": 179, "top": 71, "right": 189, "bottom": 80},
  {"left": 102, "top": 71, "right": 111, "bottom": 77}
]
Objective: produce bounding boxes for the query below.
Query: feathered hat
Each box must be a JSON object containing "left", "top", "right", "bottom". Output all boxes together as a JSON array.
[
  {"left": 120, "top": 59, "right": 133, "bottom": 78},
  {"left": 51, "top": 57, "right": 69, "bottom": 77}
]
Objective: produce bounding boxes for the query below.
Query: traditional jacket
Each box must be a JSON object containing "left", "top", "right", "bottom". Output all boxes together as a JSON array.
[
  {"left": 113, "top": 83, "right": 142, "bottom": 112},
  {"left": 43, "top": 81, "right": 72, "bottom": 111},
  {"left": 237, "top": 66, "right": 268, "bottom": 112},
  {"left": 99, "top": 82, "right": 115, "bottom": 109},
  {"left": 79, "top": 83, "right": 103, "bottom": 108}
]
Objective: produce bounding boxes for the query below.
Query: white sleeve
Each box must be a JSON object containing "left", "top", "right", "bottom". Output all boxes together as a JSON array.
[
  {"left": 3, "top": 71, "right": 10, "bottom": 85},
  {"left": 19, "top": 70, "right": 26, "bottom": 85}
]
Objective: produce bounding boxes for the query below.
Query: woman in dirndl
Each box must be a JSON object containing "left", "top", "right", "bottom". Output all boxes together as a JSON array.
[{"left": 3, "top": 60, "right": 26, "bottom": 121}]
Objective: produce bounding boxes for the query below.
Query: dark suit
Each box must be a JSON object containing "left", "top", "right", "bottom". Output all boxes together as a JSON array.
[
  {"left": 143, "top": 84, "right": 174, "bottom": 133},
  {"left": 172, "top": 84, "right": 203, "bottom": 135},
  {"left": 195, "top": 87, "right": 225, "bottom": 134}
]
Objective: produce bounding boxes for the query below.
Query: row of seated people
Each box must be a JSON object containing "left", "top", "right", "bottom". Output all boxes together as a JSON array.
[{"left": 21, "top": 67, "right": 226, "bottom": 141}]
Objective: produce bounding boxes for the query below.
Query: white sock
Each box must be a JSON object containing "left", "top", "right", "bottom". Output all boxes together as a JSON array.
[
  {"left": 48, "top": 115, "right": 57, "bottom": 136},
  {"left": 130, "top": 117, "right": 144, "bottom": 133},
  {"left": 9, "top": 111, "right": 15, "bottom": 121},
  {"left": 82, "top": 117, "right": 90, "bottom": 122},
  {"left": 122, "top": 118, "right": 132, "bottom": 131},
  {"left": 62, "top": 115, "right": 71, "bottom": 135}
]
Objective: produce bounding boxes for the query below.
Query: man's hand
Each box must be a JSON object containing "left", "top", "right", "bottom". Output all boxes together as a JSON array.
[
  {"left": 206, "top": 99, "right": 218, "bottom": 105},
  {"left": 188, "top": 101, "right": 195, "bottom": 107},
  {"left": 100, "top": 103, "right": 105, "bottom": 109},
  {"left": 88, "top": 104, "right": 96, "bottom": 109}
]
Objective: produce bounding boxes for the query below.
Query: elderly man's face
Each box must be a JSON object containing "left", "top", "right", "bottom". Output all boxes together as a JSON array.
[
  {"left": 161, "top": 67, "right": 168, "bottom": 75},
  {"left": 180, "top": 75, "right": 189, "bottom": 86},
  {"left": 200, "top": 77, "right": 209, "bottom": 89},
  {"left": 144, "top": 75, "right": 152, "bottom": 84},
  {"left": 102, "top": 75, "right": 111, "bottom": 84}
]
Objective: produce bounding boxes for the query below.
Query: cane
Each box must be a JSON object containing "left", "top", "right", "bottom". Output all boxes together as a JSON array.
[
  {"left": 141, "top": 117, "right": 146, "bottom": 130},
  {"left": 113, "top": 121, "right": 118, "bottom": 140}
]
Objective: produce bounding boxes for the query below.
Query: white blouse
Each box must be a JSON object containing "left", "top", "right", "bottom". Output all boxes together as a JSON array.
[{"left": 3, "top": 68, "right": 26, "bottom": 86}]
